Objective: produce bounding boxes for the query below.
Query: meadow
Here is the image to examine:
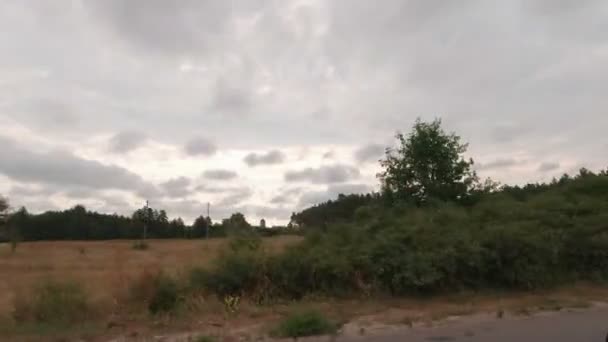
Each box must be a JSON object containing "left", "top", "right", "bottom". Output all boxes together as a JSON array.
[{"left": 0, "top": 237, "right": 300, "bottom": 320}]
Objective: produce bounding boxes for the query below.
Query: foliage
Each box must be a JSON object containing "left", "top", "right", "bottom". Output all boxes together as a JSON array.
[
  {"left": 199, "top": 170, "right": 608, "bottom": 300},
  {"left": 273, "top": 311, "right": 337, "bottom": 338},
  {"left": 378, "top": 118, "right": 477, "bottom": 205},
  {"left": 13, "top": 280, "right": 90, "bottom": 325},
  {"left": 291, "top": 193, "right": 380, "bottom": 228},
  {"left": 148, "top": 274, "right": 182, "bottom": 314}
]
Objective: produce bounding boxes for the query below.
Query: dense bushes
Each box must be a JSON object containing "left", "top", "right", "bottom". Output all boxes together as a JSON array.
[{"left": 197, "top": 172, "right": 608, "bottom": 300}]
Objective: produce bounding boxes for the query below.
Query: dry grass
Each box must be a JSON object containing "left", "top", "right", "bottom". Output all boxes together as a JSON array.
[{"left": 0, "top": 237, "right": 301, "bottom": 319}]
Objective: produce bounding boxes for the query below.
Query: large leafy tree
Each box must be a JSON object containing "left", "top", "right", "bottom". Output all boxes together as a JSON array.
[
  {"left": 378, "top": 118, "right": 477, "bottom": 204},
  {"left": 0, "top": 195, "right": 8, "bottom": 222}
]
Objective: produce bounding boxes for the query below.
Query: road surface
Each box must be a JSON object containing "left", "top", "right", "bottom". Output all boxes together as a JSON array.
[{"left": 334, "top": 305, "right": 608, "bottom": 342}]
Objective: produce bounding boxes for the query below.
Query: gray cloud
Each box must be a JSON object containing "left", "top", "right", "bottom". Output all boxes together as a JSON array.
[
  {"left": 476, "top": 158, "right": 521, "bottom": 171},
  {"left": 0, "top": 136, "right": 158, "bottom": 198},
  {"left": 108, "top": 131, "right": 147, "bottom": 153},
  {"left": 215, "top": 187, "right": 253, "bottom": 207},
  {"left": 160, "top": 177, "right": 192, "bottom": 198},
  {"left": 244, "top": 150, "right": 286, "bottom": 167},
  {"left": 322, "top": 151, "right": 334, "bottom": 160},
  {"left": 285, "top": 164, "right": 360, "bottom": 184},
  {"left": 184, "top": 138, "right": 217, "bottom": 156},
  {"left": 538, "top": 161, "right": 560, "bottom": 172},
  {"left": 195, "top": 184, "right": 246, "bottom": 194},
  {"left": 354, "top": 143, "right": 385, "bottom": 163},
  {"left": 270, "top": 187, "right": 302, "bottom": 205},
  {"left": 203, "top": 169, "right": 238, "bottom": 180}
]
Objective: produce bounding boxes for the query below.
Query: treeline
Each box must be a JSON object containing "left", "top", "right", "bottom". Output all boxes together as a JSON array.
[
  {"left": 290, "top": 168, "right": 608, "bottom": 229},
  {"left": 0, "top": 204, "right": 289, "bottom": 241}
]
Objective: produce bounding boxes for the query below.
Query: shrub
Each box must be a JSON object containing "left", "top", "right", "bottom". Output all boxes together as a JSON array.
[
  {"left": 132, "top": 240, "right": 149, "bottom": 250},
  {"left": 127, "top": 270, "right": 183, "bottom": 314},
  {"left": 188, "top": 267, "right": 211, "bottom": 292},
  {"left": 13, "top": 280, "right": 89, "bottom": 325},
  {"left": 148, "top": 274, "right": 182, "bottom": 314},
  {"left": 273, "top": 311, "right": 337, "bottom": 338},
  {"left": 205, "top": 249, "right": 266, "bottom": 297}
]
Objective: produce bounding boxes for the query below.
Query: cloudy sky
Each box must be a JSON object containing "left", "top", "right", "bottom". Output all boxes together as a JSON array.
[{"left": 1, "top": 0, "right": 607, "bottom": 224}]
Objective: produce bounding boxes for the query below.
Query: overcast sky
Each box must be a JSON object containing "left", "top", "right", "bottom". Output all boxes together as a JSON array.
[{"left": 1, "top": 0, "right": 607, "bottom": 224}]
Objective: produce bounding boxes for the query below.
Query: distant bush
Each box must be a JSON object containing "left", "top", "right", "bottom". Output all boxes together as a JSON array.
[
  {"left": 204, "top": 248, "right": 267, "bottom": 298},
  {"left": 273, "top": 310, "right": 337, "bottom": 338},
  {"left": 13, "top": 280, "right": 90, "bottom": 325},
  {"left": 131, "top": 240, "right": 149, "bottom": 250},
  {"left": 148, "top": 274, "right": 182, "bottom": 314},
  {"left": 127, "top": 270, "right": 182, "bottom": 314}
]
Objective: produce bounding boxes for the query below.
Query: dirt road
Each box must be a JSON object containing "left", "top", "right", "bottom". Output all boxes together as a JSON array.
[{"left": 336, "top": 305, "right": 608, "bottom": 342}]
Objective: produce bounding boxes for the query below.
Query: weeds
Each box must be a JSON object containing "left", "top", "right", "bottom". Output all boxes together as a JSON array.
[
  {"left": 13, "top": 280, "right": 90, "bottom": 325},
  {"left": 272, "top": 310, "right": 337, "bottom": 338}
]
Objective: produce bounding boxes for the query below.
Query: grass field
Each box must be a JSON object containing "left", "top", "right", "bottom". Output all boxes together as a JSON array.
[{"left": 0, "top": 237, "right": 301, "bottom": 319}]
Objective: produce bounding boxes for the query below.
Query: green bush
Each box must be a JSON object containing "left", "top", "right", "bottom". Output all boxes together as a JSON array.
[
  {"left": 13, "top": 280, "right": 89, "bottom": 325},
  {"left": 204, "top": 249, "right": 266, "bottom": 297},
  {"left": 199, "top": 173, "right": 608, "bottom": 301},
  {"left": 148, "top": 274, "right": 182, "bottom": 314},
  {"left": 273, "top": 311, "right": 337, "bottom": 338}
]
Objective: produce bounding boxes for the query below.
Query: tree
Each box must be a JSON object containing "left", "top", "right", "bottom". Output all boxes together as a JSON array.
[
  {"left": 0, "top": 195, "right": 8, "bottom": 223},
  {"left": 222, "top": 212, "right": 251, "bottom": 232},
  {"left": 192, "top": 215, "right": 210, "bottom": 238},
  {"left": 259, "top": 218, "right": 266, "bottom": 229},
  {"left": 0, "top": 195, "right": 9, "bottom": 242},
  {"left": 378, "top": 118, "right": 477, "bottom": 204}
]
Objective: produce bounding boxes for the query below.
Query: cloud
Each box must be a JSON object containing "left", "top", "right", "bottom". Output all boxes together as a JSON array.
[
  {"left": 270, "top": 188, "right": 302, "bottom": 204},
  {"left": 108, "top": 130, "right": 147, "bottom": 153},
  {"left": 298, "top": 183, "right": 373, "bottom": 208},
  {"left": 285, "top": 164, "right": 360, "bottom": 184},
  {"left": 0, "top": 136, "right": 158, "bottom": 198},
  {"left": 195, "top": 184, "right": 246, "bottom": 194},
  {"left": 476, "top": 158, "right": 520, "bottom": 171},
  {"left": 210, "top": 77, "right": 252, "bottom": 115},
  {"left": 244, "top": 150, "right": 286, "bottom": 167},
  {"left": 354, "top": 143, "right": 385, "bottom": 163},
  {"left": 322, "top": 151, "right": 334, "bottom": 160},
  {"left": 3, "top": 1, "right": 608, "bottom": 223},
  {"left": 215, "top": 188, "right": 253, "bottom": 207},
  {"left": 184, "top": 138, "right": 217, "bottom": 156},
  {"left": 203, "top": 169, "right": 238, "bottom": 180},
  {"left": 160, "top": 177, "right": 192, "bottom": 198},
  {"left": 538, "top": 161, "right": 560, "bottom": 172}
]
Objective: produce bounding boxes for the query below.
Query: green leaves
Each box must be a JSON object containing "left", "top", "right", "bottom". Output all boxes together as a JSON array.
[{"left": 379, "top": 118, "right": 476, "bottom": 205}]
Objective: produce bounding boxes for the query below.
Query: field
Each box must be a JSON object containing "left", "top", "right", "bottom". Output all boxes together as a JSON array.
[
  {"left": 1, "top": 237, "right": 608, "bottom": 341},
  {"left": 0, "top": 237, "right": 300, "bottom": 320}
]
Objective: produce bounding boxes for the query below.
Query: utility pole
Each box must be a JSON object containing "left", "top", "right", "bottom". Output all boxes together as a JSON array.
[
  {"left": 143, "top": 200, "right": 148, "bottom": 241},
  {"left": 206, "top": 202, "right": 210, "bottom": 239}
]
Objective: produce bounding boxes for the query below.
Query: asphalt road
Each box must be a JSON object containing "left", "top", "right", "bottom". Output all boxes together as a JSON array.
[{"left": 334, "top": 305, "right": 608, "bottom": 342}]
